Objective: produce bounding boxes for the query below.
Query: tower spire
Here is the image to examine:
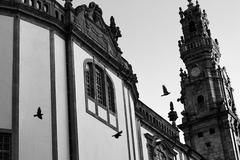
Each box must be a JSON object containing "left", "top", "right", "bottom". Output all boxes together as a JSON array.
[{"left": 178, "top": 1, "right": 240, "bottom": 160}]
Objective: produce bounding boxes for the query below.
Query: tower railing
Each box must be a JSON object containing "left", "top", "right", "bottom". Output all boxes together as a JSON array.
[{"left": 179, "top": 37, "right": 219, "bottom": 55}]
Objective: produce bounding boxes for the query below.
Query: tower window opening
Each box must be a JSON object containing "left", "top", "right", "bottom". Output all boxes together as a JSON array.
[
  {"left": 198, "top": 132, "right": 203, "bottom": 138},
  {"left": 189, "top": 21, "right": 196, "bottom": 32},
  {"left": 197, "top": 95, "right": 204, "bottom": 105},
  {"left": 205, "top": 142, "right": 211, "bottom": 147},
  {"left": 61, "top": 15, "right": 64, "bottom": 22},
  {"left": 209, "top": 128, "right": 215, "bottom": 135},
  {"left": 55, "top": 11, "right": 59, "bottom": 19}
]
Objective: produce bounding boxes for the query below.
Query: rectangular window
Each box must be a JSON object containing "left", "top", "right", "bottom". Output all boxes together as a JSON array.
[{"left": 0, "top": 133, "right": 11, "bottom": 160}]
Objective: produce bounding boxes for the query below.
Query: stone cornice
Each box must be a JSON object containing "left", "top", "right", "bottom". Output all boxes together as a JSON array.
[{"left": 136, "top": 100, "right": 179, "bottom": 140}]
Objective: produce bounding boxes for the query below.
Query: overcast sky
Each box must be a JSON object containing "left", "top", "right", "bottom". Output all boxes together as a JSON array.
[{"left": 58, "top": 0, "right": 240, "bottom": 131}]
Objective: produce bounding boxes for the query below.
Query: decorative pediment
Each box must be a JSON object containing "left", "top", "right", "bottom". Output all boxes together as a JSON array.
[
  {"left": 73, "top": 2, "right": 122, "bottom": 58},
  {"left": 144, "top": 134, "right": 177, "bottom": 160}
]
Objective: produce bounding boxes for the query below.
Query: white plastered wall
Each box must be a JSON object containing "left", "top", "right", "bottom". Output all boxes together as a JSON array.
[
  {"left": 74, "top": 42, "right": 135, "bottom": 160},
  {"left": 54, "top": 34, "right": 70, "bottom": 160},
  {"left": 19, "top": 20, "right": 52, "bottom": 160},
  {"left": 0, "top": 15, "right": 13, "bottom": 129}
]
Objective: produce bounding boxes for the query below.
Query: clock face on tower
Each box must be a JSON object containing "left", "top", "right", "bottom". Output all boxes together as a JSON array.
[{"left": 190, "top": 67, "right": 201, "bottom": 77}]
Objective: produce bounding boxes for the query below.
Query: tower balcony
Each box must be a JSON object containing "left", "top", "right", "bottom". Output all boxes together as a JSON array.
[{"left": 179, "top": 37, "right": 219, "bottom": 57}]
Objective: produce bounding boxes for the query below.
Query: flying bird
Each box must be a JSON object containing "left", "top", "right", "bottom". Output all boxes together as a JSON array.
[
  {"left": 161, "top": 85, "right": 170, "bottom": 96},
  {"left": 112, "top": 130, "right": 123, "bottom": 139},
  {"left": 34, "top": 107, "right": 43, "bottom": 119}
]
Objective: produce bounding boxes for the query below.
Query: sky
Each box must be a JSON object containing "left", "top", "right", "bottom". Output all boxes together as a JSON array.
[{"left": 58, "top": 0, "right": 240, "bottom": 134}]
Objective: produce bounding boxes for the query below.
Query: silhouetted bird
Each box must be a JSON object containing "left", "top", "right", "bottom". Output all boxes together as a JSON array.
[
  {"left": 112, "top": 130, "right": 123, "bottom": 139},
  {"left": 34, "top": 107, "right": 43, "bottom": 119},
  {"left": 161, "top": 85, "right": 170, "bottom": 96}
]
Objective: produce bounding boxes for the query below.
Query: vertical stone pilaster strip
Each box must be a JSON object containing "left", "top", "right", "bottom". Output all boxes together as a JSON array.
[
  {"left": 65, "top": 2, "right": 79, "bottom": 159},
  {"left": 12, "top": 15, "right": 20, "bottom": 160},
  {"left": 50, "top": 30, "right": 58, "bottom": 160}
]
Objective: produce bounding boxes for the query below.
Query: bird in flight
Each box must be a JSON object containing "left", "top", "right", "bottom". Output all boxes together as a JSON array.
[
  {"left": 161, "top": 85, "right": 170, "bottom": 96},
  {"left": 112, "top": 130, "right": 123, "bottom": 139},
  {"left": 34, "top": 107, "right": 43, "bottom": 119}
]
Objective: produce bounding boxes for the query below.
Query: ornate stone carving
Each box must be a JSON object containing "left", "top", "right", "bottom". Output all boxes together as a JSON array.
[{"left": 109, "top": 16, "right": 122, "bottom": 42}]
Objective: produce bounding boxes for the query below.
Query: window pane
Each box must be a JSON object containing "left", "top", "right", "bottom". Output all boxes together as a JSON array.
[
  {"left": 0, "top": 133, "right": 11, "bottom": 160},
  {"left": 85, "top": 63, "right": 94, "bottom": 99},
  {"left": 95, "top": 66, "right": 106, "bottom": 106},
  {"left": 107, "top": 76, "right": 115, "bottom": 113}
]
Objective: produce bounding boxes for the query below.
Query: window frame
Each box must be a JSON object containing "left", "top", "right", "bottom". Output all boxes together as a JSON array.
[
  {"left": 84, "top": 59, "right": 118, "bottom": 131},
  {"left": 0, "top": 132, "right": 11, "bottom": 160}
]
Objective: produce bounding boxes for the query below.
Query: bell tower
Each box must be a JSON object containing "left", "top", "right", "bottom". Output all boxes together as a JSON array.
[{"left": 178, "top": 1, "right": 240, "bottom": 160}]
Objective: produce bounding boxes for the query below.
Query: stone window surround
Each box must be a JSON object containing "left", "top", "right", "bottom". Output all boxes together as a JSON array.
[{"left": 84, "top": 59, "right": 118, "bottom": 131}]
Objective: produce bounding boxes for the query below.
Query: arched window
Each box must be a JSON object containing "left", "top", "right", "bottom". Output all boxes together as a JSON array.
[
  {"left": 84, "top": 60, "right": 117, "bottom": 130},
  {"left": 189, "top": 21, "right": 196, "bottom": 32}
]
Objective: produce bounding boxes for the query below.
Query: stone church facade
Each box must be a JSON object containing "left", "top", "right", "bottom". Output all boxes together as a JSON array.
[{"left": 0, "top": 0, "right": 238, "bottom": 160}]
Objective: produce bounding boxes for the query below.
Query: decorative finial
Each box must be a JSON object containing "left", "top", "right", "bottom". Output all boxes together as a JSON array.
[
  {"left": 180, "top": 68, "right": 183, "bottom": 74},
  {"left": 179, "top": 7, "right": 184, "bottom": 19},
  {"left": 207, "top": 29, "right": 211, "bottom": 37},
  {"left": 179, "top": 7, "right": 182, "bottom": 12},
  {"left": 170, "top": 102, "right": 174, "bottom": 111},
  {"left": 178, "top": 40, "right": 181, "bottom": 47},
  {"left": 181, "top": 36, "right": 184, "bottom": 42},
  {"left": 64, "top": 0, "right": 73, "bottom": 8},
  {"left": 168, "top": 102, "right": 178, "bottom": 126},
  {"left": 110, "top": 16, "right": 116, "bottom": 27},
  {"left": 110, "top": 16, "right": 122, "bottom": 42},
  {"left": 203, "top": 9, "right": 207, "bottom": 16},
  {"left": 187, "top": 0, "right": 193, "bottom": 7}
]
